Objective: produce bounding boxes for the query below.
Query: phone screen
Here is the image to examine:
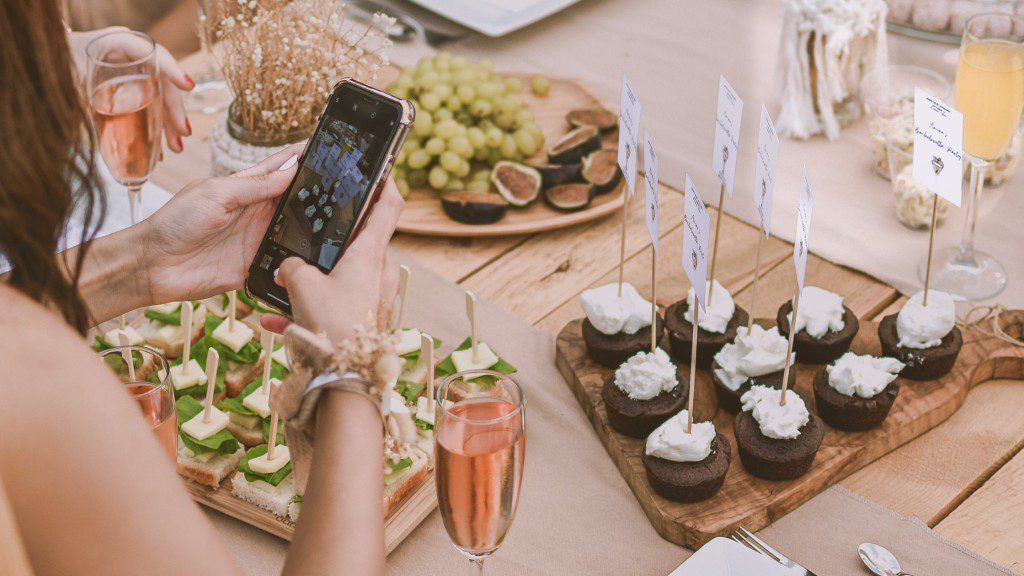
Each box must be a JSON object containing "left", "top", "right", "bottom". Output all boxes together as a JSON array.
[{"left": 247, "top": 80, "right": 407, "bottom": 313}]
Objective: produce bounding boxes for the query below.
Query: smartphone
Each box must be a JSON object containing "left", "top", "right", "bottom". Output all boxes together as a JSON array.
[{"left": 246, "top": 78, "right": 414, "bottom": 315}]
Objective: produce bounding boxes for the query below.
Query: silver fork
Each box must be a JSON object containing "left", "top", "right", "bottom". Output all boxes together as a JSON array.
[{"left": 731, "top": 526, "right": 819, "bottom": 576}]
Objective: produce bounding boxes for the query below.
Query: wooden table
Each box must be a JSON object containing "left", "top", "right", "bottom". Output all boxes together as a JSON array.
[{"left": 152, "top": 74, "right": 1024, "bottom": 576}]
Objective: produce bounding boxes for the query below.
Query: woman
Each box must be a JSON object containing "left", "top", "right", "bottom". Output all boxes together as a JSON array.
[{"left": 0, "top": 2, "right": 399, "bottom": 574}]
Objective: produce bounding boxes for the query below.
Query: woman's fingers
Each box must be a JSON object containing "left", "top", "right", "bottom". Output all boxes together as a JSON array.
[
  {"left": 275, "top": 256, "right": 319, "bottom": 289},
  {"left": 162, "top": 85, "right": 186, "bottom": 152},
  {"left": 232, "top": 144, "right": 304, "bottom": 178},
  {"left": 220, "top": 157, "right": 299, "bottom": 211},
  {"left": 331, "top": 179, "right": 404, "bottom": 278},
  {"left": 260, "top": 313, "right": 292, "bottom": 335},
  {"left": 155, "top": 44, "right": 194, "bottom": 92}
]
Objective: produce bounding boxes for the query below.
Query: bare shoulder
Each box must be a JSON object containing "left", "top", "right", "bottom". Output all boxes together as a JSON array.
[{"left": 0, "top": 284, "right": 96, "bottom": 372}]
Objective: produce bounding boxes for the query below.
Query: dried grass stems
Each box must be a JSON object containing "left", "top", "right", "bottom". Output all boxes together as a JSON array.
[{"left": 210, "top": 0, "right": 394, "bottom": 135}]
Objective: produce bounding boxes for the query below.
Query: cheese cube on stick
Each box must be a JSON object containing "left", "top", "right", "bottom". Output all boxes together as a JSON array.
[
  {"left": 181, "top": 407, "right": 229, "bottom": 441},
  {"left": 212, "top": 319, "right": 255, "bottom": 353},
  {"left": 169, "top": 359, "right": 206, "bottom": 390},
  {"left": 105, "top": 326, "right": 144, "bottom": 346},
  {"left": 451, "top": 342, "right": 500, "bottom": 373},
  {"left": 249, "top": 445, "right": 291, "bottom": 474},
  {"left": 242, "top": 378, "right": 280, "bottom": 419},
  {"left": 395, "top": 328, "right": 421, "bottom": 356}
]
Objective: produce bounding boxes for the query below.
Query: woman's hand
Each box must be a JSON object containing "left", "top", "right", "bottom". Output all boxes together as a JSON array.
[
  {"left": 68, "top": 26, "right": 195, "bottom": 153},
  {"left": 262, "top": 180, "right": 404, "bottom": 345},
  {"left": 141, "top": 145, "right": 302, "bottom": 305}
]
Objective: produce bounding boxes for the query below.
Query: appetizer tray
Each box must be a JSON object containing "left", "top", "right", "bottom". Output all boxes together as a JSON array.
[
  {"left": 396, "top": 74, "right": 624, "bottom": 237},
  {"left": 555, "top": 311, "right": 1024, "bottom": 549}
]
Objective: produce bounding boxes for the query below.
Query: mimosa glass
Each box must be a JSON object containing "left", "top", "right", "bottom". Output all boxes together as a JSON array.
[
  {"left": 99, "top": 344, "right": 177, "bottom": 460},
  {"left": 924, "top": 12, "right": 1024, "bottom": 300},
  {"left": 436, "top": 370, "right": 525, "bottom": 576}
]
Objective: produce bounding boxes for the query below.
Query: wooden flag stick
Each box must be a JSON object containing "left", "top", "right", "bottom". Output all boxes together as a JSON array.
[
  {"left": 747, "top": 229, "right": 765, "bottom": 331},
  {"left": 228, "top": 291, "right": 237, "bottom": 331},
  {"left": 465, "top": 291, "right": 479, "bottom": 363},
  {"left": 650, "top": 246, "right": 658, "bottom": 353},
  {"left": 267, "top": 410, "right": 280, "bottom": 460},
  {"left": 118, "top": 332, "right": 136, "bottom": 382},
  {"left": 923, "top": 196, "right": 939, "bottom": 307},
  {"left": 617, "top": 191, "right": 629, "bottom": 297},
  {"left": 421, "top": 332, "right": 435, "bottom": 411},
  {"left": 180, "top": 302, "right": 193, "bottom": 367},
  {"left": 202, "top": 348, "right": 220, "bottom": 423},
  {"left": 686, "top": 303, "right": 699, "bottom": 434},
  {"left": 395, "top": 265, "right": 410, "bottom": 331},
  {"left": 118, "top": 314, "right": 127, "bottom": 331},
  {"left": 707, "top": 183, "right": 726, "bottom": 307},
  {"left": 779, "top": 288, "right": 800, "bottom": 406},
  {"left": 260, "top": 330, "right": 274, "bottom": 396}
]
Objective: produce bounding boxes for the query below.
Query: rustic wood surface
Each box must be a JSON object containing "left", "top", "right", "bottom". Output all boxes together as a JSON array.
[
  {"left": 149, "top": 53, "right": 1024, "bottom": 568},
  {"left": 398, "top": 75, "right": 626, "bottom": 237},
  {"left": 553, "top": 310, "right": 1024, "bottom": 548}
]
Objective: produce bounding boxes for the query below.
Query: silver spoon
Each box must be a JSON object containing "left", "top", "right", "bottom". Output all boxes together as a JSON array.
[{"left": 859, "top": 543, "right": 914, "bottom": 576}]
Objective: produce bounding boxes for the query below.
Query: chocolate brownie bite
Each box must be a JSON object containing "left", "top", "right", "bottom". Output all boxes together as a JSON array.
[
  {"left": 877, "top": 291, "right": 962, "bottom": 381},
  {"left": 711, "top": 324, "right": 795, "bottom": 413},
  {"left": 579, "top": 282, "right": 663, "bottom": 368},
  {"left": 776, "top": 287, "right": 859, "bottom": 365},
  {"left": 813, "top": 355, "right": 901, "bottom": 431},
  {"left": 733, "top": 386, "right": 822, "bottom": 480},
  {"left": 665, "top": 281, "right": 748, "bottom": 369},
  {"left": 584, "top": 315, "right": 665, "bottom": 368},
  {"left": 643, "top": 419, "right": 731, "bottom": 503},
  {"left": 711, "top": 359, "right": 796, "bottom": 414},
  {"left": 601, "top": 349, "right": 687, "bottom": 438}
]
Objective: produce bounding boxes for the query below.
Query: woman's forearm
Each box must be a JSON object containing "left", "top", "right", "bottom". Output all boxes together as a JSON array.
[
  {"left": 284, "top": 391, "right": 385, "bottom": 576},
  {"left": 65, "top": 225, "right": 152, "bottom": 324}
]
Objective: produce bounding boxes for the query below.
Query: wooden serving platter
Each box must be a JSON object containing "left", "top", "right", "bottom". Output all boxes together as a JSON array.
[
  {"left": 396, "top": 74, "right": 624, "bottom": 237},
  {"left": 555, "top": 311, "right": 1024, "bottom": 549}
]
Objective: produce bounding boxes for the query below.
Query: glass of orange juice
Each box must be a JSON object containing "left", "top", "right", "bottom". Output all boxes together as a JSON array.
[
  {"left": 99, "top": 344, "right": 177, "bottom": 460},
  {"left": 926, "top": 12, "right": 1024, "bottom": 300}
]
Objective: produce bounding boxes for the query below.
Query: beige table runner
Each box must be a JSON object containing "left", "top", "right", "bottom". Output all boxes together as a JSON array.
[
  {"left": 205, "top": 252, "right": 1018, "bottom": 575},
  {"left": 387, "top": 0, "right": 1024, "bottom": 309}
]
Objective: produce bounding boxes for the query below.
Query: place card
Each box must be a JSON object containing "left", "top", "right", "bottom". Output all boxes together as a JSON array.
[
  {"left": 752, "top": 104, "right": 779, "bottom": 236},
  {"left": 711, "top": 75, "right": 744, "bottom": 198},
  {"left": 683, "top": 174, "right": 710, "bottom": 313},
  {"left": 793, "top": 167, "right": 814, "bottom": 290},
  {"left": 913, "top": 87, "right": 964, "bottom": 207},
  {"left": 617, "top": 73, "right": 642, "bottom": 196},
  {"left": 643, "top": 130, "right": 659, "bottom": 252}
]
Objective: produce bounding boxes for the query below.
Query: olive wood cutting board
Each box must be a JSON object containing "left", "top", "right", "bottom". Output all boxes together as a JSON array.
[
  {"left": 396, "top": 74, "right": 625, "bottom": 237},
  {"left": 555, "top": 311, "right": 1024, "bottom": 549}
]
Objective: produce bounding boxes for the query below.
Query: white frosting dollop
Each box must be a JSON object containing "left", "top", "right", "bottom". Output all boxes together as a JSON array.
[
  {"left": 613, "top": 348, "right": 678, "bottom": 401},
  {"left": 645, "top": 410, "right": 716, "bottom": 463},
  {"left": 896, "top": 291, "right": 955, "bottom": 349},
  {"left": 788, "top": 286, "right": 845, "bottom": 339},
  {"left": 683, "top": 280, "right": 736, "bottom": 334},
  {"left": 827, "top": 352, "right": 905, "bottom": 398},
  {"left": 740, "top": 385, "right": 809, "bottom": 440},
  {"left": 580, "top": 282, "right": 653, "bottom": 336},
  {"left": 713, "top": 325, "right": 794, "bottom": 391}
]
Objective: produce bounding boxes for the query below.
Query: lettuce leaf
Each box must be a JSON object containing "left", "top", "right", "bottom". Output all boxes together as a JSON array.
[
  {"left": 387, "top": 457, "right": 412, "bottom": 474},
  {"left": 415, "top": 418, "right": 433, "bottom": 431},
  {"left": 144, "top": 301, "right": 199, "bottom": 326},
  {"left": 395, "top": 380, "right": 425, "bottom": 405},
  {"left": 222, "top": 290, "right": 275, "bottom": 314},
  {"left": 203, "top": 315, "right": 262, "bottom": 365},
  {"left": 175, "top": 396, "right": 239, "bottom": 456},
  {"left": 435, "top": 337, "right": 517, "bottom": 384},
  {"left": 262, "top": 417, "right": 286, "bottom": 445},
  {"left": 238, "top": 443, "right": 292, "bottom": 486}
]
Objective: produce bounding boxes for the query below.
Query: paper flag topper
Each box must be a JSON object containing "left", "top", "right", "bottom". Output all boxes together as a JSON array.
[
  {"left": 682, "top": 174, "right": 710, "bottom": 313},
  {"left": 793, "top": 167, "right": 814, "bottom": 290},
  {"left": 643, "top": 130, "right": 660, "bottom": 252}
]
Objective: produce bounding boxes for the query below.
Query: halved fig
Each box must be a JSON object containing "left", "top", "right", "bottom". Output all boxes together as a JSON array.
[
  {"left": 490, "top": 161, "right": 541, "bottom": 207},
  {"left": 566, "top": 107, "right": 617, "bottom": 132},
  {"left": 544, "top": 183, "right": 594, "bottom": 211},
  {"left": 527, "top": 162, "right": 582, "bottom": 188},
  {"left": 441, "top": 191, "right": 509, "bottom": 224},
  {"left": 582, "top": 148, "right": 622, "bottom": 195},
  {"left": 547, "top": 125, "right": 601, "bottom": 164}
]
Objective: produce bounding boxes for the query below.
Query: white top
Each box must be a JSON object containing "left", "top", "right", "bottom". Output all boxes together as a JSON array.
[
  {"left": 645, "top": 411, "right": 716, "bottom": 463},
  {"left": 683, "top": 280, "right": 735, "bottom": 334},
  {"left": 896, "top": 290, "right": 955, "bottom": 349},
  {"left": 713, "top": 325, "right": 794, "bottom": 391},
  {"left": 827, "top": 352, "right": 905, "bottom": 398},
  {"left": 580, "top": 282, "right": 653, "bottom": 336},
  {"left": 613, "top": 348, "right": 678, "bottom": 401},
  {"left": 789, "top": 286, "right": 845, "bottom": 339},
  {"left": 740, "top": 385, "right": 809, "bottom": 440}
]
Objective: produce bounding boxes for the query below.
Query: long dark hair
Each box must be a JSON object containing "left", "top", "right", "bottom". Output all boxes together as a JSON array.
[{"left": 0, "top": 0, "right": 105, "bottom": 333}]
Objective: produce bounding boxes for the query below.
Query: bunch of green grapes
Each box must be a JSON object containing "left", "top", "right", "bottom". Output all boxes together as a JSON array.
[{"left": 387, "top": 52, "right": 550, "bottom": 196}]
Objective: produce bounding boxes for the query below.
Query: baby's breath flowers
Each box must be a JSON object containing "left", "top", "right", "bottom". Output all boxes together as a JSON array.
[{"left": 210, "top": 0, "right": 394, "bottom": 136}]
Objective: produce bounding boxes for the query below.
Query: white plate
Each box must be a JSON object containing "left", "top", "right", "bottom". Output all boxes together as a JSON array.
[
  {"left": 407, "top": 0, "right": 581, "bottom": 37},
  {"left": 668, "top": 537, "right": 796, "bottom": 576}
]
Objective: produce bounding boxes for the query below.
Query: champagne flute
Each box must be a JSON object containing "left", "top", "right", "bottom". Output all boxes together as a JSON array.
[
  {"left": 99, "top": 344, "right": 177, "bottom": 460},
  {"left": 86, "top": 30, "right": 163, "bottom": 225},
  {"left": 436, "top": 370, "right": 526, "bottom": 576},
  {"left": 186, "top": 0, "right": 233, "bottom": 114},
  {"left": 924, "top": 13, "right": 1024, "bottom": 300}
]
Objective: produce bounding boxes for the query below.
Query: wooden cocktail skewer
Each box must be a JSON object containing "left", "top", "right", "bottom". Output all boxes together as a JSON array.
[
  {"left": 706, "top": 183, "right": 726, "bottom": 307},
  {"left": 180, "top": 302, "right": 193, "bottom": 367},
  {"left": 118, "top": 313, "right": 127, "bottom": 331},
  {"left": 923, "top": 196, "right": 939, "bottom": 306},
  {"left": 778, "top": 288, "right": 800, "bottom": 406},
  {"left": 650, "top": 246, "right": 658, "bottom": 353},
  {"left": 421, "top": 332, "right": 435, "bottom": 411},
  {"left": 465, "top": 291, "right": 479, "bottom": 363},
  {"left": 202, "top": 348, "right": 220, "bottom": 423},
  {"left": 686, "top": 304, "right": 700, "bottom": 434},
  {"left": 617, "top": 190, "right": 629, "bottom": 297},
  {"left": 227, "top": 291, "right": 237, "bottom": 331},
  {"left": 267, "top": 408, "right": 281, "bottom": 460},
  {"left": 259, "top": 329, "right": 274, "bottom": 396},
  {"left": 747, "top": 229, "right": 765, "bottom": 331},
  {"left": 118, "top": 331, "right": 136, "bottom": 382},
  {"left": 395, "top": 265, "right": 410, "bottom": 331}
]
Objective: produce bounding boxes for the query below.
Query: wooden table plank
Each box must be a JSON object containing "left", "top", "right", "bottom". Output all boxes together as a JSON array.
[
  {"left": 934, "top": 433, "right": 1024, "bottom": 572},
  {"left": 393, "top": 234, "right": 528, "bottom": 284}
]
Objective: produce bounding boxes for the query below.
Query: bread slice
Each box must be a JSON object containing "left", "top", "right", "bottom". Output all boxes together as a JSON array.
[
  {"left": 288, "top": 500, "right": 301, "bottom": 523},
  {"left": 383, "top": 451, "right": 429, "bottom": 517},
  {"left": 176, "top": 447, "right": 244, "bottom": 489},
  {"left": 225, "top": 414, "right": 266, "bottom": 448},
  {"left": 224, "top": 357, "right": 265, "bottom": 398},
  {"left": 137, "top": 305, "right": 208, "bottom": 360},
  {"left": 231, "top": 473, "right": 296, "bottom": 518}
]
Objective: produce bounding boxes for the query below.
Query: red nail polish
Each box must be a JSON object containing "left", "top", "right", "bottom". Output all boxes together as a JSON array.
[
  {"left": 176, "top": 136, "right": 183, "bottom": 150},
  {"left": 184, "top": 74, "right": 195, "bottom": 89}
]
